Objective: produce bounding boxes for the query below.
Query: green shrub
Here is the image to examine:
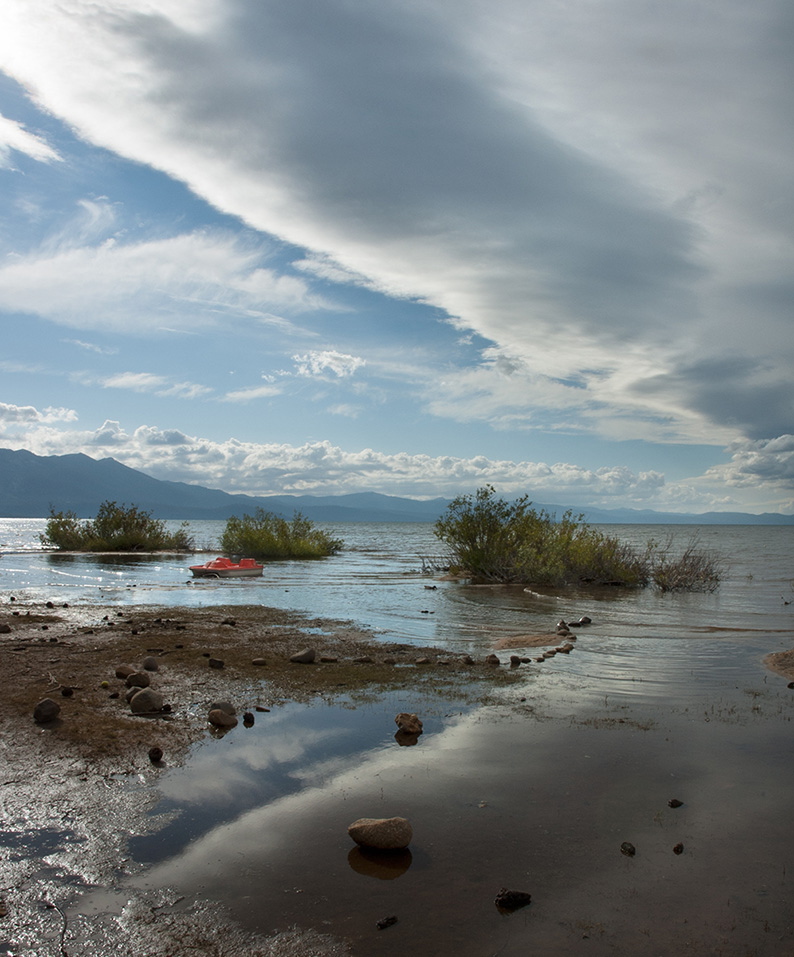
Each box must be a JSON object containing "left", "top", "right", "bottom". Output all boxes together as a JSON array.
[
  {"left": 219, "top": 508, "right": 342, "bottom": 560},
  {"left": 41, "top": 501, "right": 194, "bottom": 552},
  {"left": 434, "top": 486, "right": 720, "bottom": 591}
]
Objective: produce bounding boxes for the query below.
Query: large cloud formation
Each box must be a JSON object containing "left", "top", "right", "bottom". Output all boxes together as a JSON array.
[{"left": 1, "top": 0, "right": 791, "bottom": 444}]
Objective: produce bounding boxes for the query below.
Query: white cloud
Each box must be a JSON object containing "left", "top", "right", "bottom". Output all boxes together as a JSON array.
[
  {"left": 222, "top": 384, "right": 282, "bottom": 403},
  {"left": 293, "top": 350, "right": 365, "bottom": 379},
  {"left": 0, "top": 401, "right": 76, "bottom": 425},
  {"left": 0, "top": 226, "right": 325, "bottom": 334},
  {"left": 0, "top": 112, "right": 61, "bottom": 166}
]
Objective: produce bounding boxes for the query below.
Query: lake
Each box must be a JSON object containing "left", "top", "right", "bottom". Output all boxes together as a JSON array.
[{"left": 2, "top": 519, "right": 793, "bottom": 955}]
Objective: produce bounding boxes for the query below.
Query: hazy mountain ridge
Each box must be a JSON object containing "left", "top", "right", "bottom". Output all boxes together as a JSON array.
[{"left": 0, "top": 448, "right": 792, "bottom": 524}]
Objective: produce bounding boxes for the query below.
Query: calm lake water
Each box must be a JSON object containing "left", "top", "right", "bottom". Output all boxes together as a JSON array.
[{"left": 3, "top": 519, "right": 794, "bottom": 955}]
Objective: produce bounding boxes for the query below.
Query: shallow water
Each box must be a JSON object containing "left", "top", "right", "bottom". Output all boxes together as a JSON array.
[{"left": 3, "top": 519, "right": 794, "bottom": 954}]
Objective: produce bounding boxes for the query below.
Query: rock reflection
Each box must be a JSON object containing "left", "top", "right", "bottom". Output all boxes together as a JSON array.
[
  {"left": 347, "top": 846, "right": 412, "bottom": 880},
  {"left": 394, "top": 730, "right": 421, "bottom": 746}
]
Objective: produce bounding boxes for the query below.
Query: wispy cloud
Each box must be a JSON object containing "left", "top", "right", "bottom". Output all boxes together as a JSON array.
[
  {"left": 293, "top": 350, "right": 365, "bottom": 378},
  {"left": 0, "top": 112, "right": 61, "bottom": 166}
]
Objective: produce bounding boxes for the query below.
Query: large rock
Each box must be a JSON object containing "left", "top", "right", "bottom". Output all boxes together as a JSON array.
[
  {"left": 290, "top": 648, "right": 316, "bottom": 664},
  {"left": 208, "top": 709, "right": 238, "bottom": 728},
  {"left": 129, "top": 688, "right": 165, "bottom": 714},
  {"left": 348, "top": 817, "right": 412, "bottom": 850},
  {"left": 125, "top": 671, "right": 151, "bottom": 689},
  {"left": 33, "top": 698, "right": 61, "bottom": 723},
  {"left": 395, "top": 713, "right": 423, "bottom": 735}
]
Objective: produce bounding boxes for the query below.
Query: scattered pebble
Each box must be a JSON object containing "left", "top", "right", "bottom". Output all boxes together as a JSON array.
[
  {"left": 494, "top": 888, "right": 532, "bottom": 912},
  {"left": 33, "top": 698, "right": 61, "bottom": 723},
  {"left": 290, "top": 648, "right": 316, "bottom": 664},
  {"left": 208, "top": 658, "right": 224, "bottom": 669},
  {"left": 348, "top": 817, "right": 412, "bottom": 850},
  {"left": 673, "top": 843, "right": 684, "bottom": 854},
  {"left": 148, "top": 746, "right": 163, "bottom": 764},
  {"left": 668, "top": 799, "right": 684, "bottom": 808},
  {"left": 376, "top": 916, "right": 398, "bottom": 930},
  {"left": 620, "top": 842, "right": 636, "bottom": 857}
]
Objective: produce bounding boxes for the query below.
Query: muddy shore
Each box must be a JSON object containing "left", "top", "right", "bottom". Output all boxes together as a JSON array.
[
  {"left": 2, "top": 599, "right": 792, "bottom": 955},
  {"left": 0, "top": 600, "right": 530, "bottom": 956}
]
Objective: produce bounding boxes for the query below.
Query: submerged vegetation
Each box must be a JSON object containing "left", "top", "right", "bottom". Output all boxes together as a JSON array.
[
  {"left": 41, "top": 501, "right": 194, "bottom": 552},
  {"left": 434, "top": 486, "right": 722, "bottom": 592},
  {"left": 219, "top": 508, "right": 343, "bottom": 560}
]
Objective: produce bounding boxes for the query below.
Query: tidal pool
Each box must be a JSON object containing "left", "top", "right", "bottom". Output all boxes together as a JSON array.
[{"left": 104, "top": 631, "right": 794, "bottom": 956}]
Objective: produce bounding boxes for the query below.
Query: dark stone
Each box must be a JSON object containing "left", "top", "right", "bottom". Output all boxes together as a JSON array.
[
  {"left": 208, "top": 658, "right": 224, "bottom": 669},
  {"left": 60, "top": 687, "right": 73, "bottom": 697},
  {"left": 243, "top": 712, "right": 255, "bottom": 726},
  {"left": 290, "top": 648, "right": 316, "bottom": 664},
  {"left": 46, "top": 601, "right": 54, "bottom": 609},
  {"left": 222, "top": 617, "right": 236, "bottom": 626},
  {"left": 485, "top": 654, "right": 500, "bottom": 666},
  {"left": 673, "top": 843, "right": 684, "bottom": 854},
  {"left": 34, "top": 698, "right": 60, "bottom": 723},
  {"left": 115, "top": 664, "right": 136, "bottom": 679},
  {"left": 620, "top": 842, "right": 636, "bottom": 857},
  {"left": 668, "top": 799, "right": 684, "bottom": 808},
  {"left": 494, "top": 888, "right": 532, "bottom": 912},
  {"left": 148, "top": 747, "right": 163, "bottom": 764},
  {"left": 130, "top": 688, "right": 165, "bottom": 713},
  {"left": 251, "top": 658, "right": 267, "bottom": 666},
  {"left": 376, "top": 916, "right": 398, "bottom": 930},
  {"left": 0, "top": 623, "right": 11, "bottom": 634},
  {"left": 126, "top": 672, "right": 151, "bottom": 689},
  {"left": 510, "top": 656, "right": 521, "bottom": 667},
  {"left": 209, "top": 701, "right": 236, "bottom": 715},
  {"left": 142, "top": 656, "right": 159, "bottom": 671}
]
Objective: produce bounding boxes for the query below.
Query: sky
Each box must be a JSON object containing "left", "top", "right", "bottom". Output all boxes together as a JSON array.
[{"left": 0, "top": 0, "right": 792, "bottom": 514}]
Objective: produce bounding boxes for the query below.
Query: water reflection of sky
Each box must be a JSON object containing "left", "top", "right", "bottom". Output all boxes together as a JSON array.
[{"left": 125, "top": 651, "right": 794, "bottom": 956}]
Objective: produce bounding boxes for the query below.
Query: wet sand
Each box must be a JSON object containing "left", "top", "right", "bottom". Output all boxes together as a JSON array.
[{"left": 1, "top": 600, "right": 793, "bottom": 955}]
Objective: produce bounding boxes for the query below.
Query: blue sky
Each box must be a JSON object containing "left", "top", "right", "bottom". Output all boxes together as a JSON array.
[{"left": 0, "top": 0, "right": 792, "bottom": 513}]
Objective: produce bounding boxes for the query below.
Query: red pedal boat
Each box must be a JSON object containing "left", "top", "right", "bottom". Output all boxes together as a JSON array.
[{"left": 189, "top": 557, "right": 264, "bottom": 578}]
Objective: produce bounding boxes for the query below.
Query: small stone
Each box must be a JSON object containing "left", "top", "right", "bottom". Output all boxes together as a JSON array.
[
  {"left": 208, "top": 658, "right": 224, "bottom": 669},
  {"left": 251, "top": 657, "right": 268, "bottom": 666},
  {"left": 221, "top": 617, "right": 237, "bottom": 626},
  {"left": 395, "top": 712, "right": 423, "bottom": 735},
  {"left": 415, "top": 657, "right": 432, "bottom": 665},
  {"left": 485, "top": 654, "right": 501, "bottom": 666},
  {"left": 142, "top": 656, "right": 159, "bottom": 671},
  {"left": 348, "top": 817, "right": 412, "bottom": 850},
  {"left": 673, "top": 843, "right": 684, "bottom": 855},
  {"left": 60, "top": 686, "right": 73, "bottom": 697},
  {"left": 352, "top": 656, "right": 373, "bottom": 663},
  {"left": 461, "top": 655, "right": 474, "bottom": 665},
  {"left": 46, "top": 601, "right": 54, "bottom": 609},
  {"left": 290, "top": 648, "right": 316, "bottom": 664},
  {"left": 620, "top": 842, "right": 636, "bottom": 857},
  {"left": 376, "top": 916, "right": 398, "bottom": 930},
  {"left": 0, "top": 623, "right": 11, "bottom": 634},
  {"left": 382, "top": 657, "right": 396, "bottom": 665},
  {"left": 148, "top": 746, "right": 163, "bottom": 764},
  {"left": 510, "top": 655, "right": 521, "bottom": 667},
  {"left": 126, "top": 672, "right": 151, "bottom": 689},
  {"left": 255, "top": 705, "right": 271, "bottom": 712},
  {"left": 243, "top": 712, "right": 255, "bottom": 726},
  {"left": 115, "top": 664, "right": 136, "bottom": 680},
  {"left": 668, "top": 798, "right": 684, "bottom": 808},
  {"left": 208, "top": 709, "right": 238, "bottom": 728},
  {"left": 320, "top": 655, "right": 338, "bottom": 663},
  {"left": 130, "top": 688, "right": 164, "bottom": 714},
  {"left": 209, "top": 701, "right": 236, "bottom": 715},
  {"left": 494, "top": 888, "right": 532, "bottom": 912},
  {"left": 33, "top": 698, "right": 61, "bottom": 723}
]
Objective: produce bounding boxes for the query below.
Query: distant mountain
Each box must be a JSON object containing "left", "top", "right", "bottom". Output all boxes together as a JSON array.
[{"left": 0, "top": 448, "right": 792, "bottom": 524}]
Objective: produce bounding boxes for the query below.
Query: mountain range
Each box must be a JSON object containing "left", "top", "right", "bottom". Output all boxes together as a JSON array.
[{"left": 1, "top": 448, "right": 792, "bottom": 524}]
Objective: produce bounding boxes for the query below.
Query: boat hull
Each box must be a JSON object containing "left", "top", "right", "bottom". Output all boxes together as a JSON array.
[{"left": 189, "top": 558, "right": 264, "bottom": 579}]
